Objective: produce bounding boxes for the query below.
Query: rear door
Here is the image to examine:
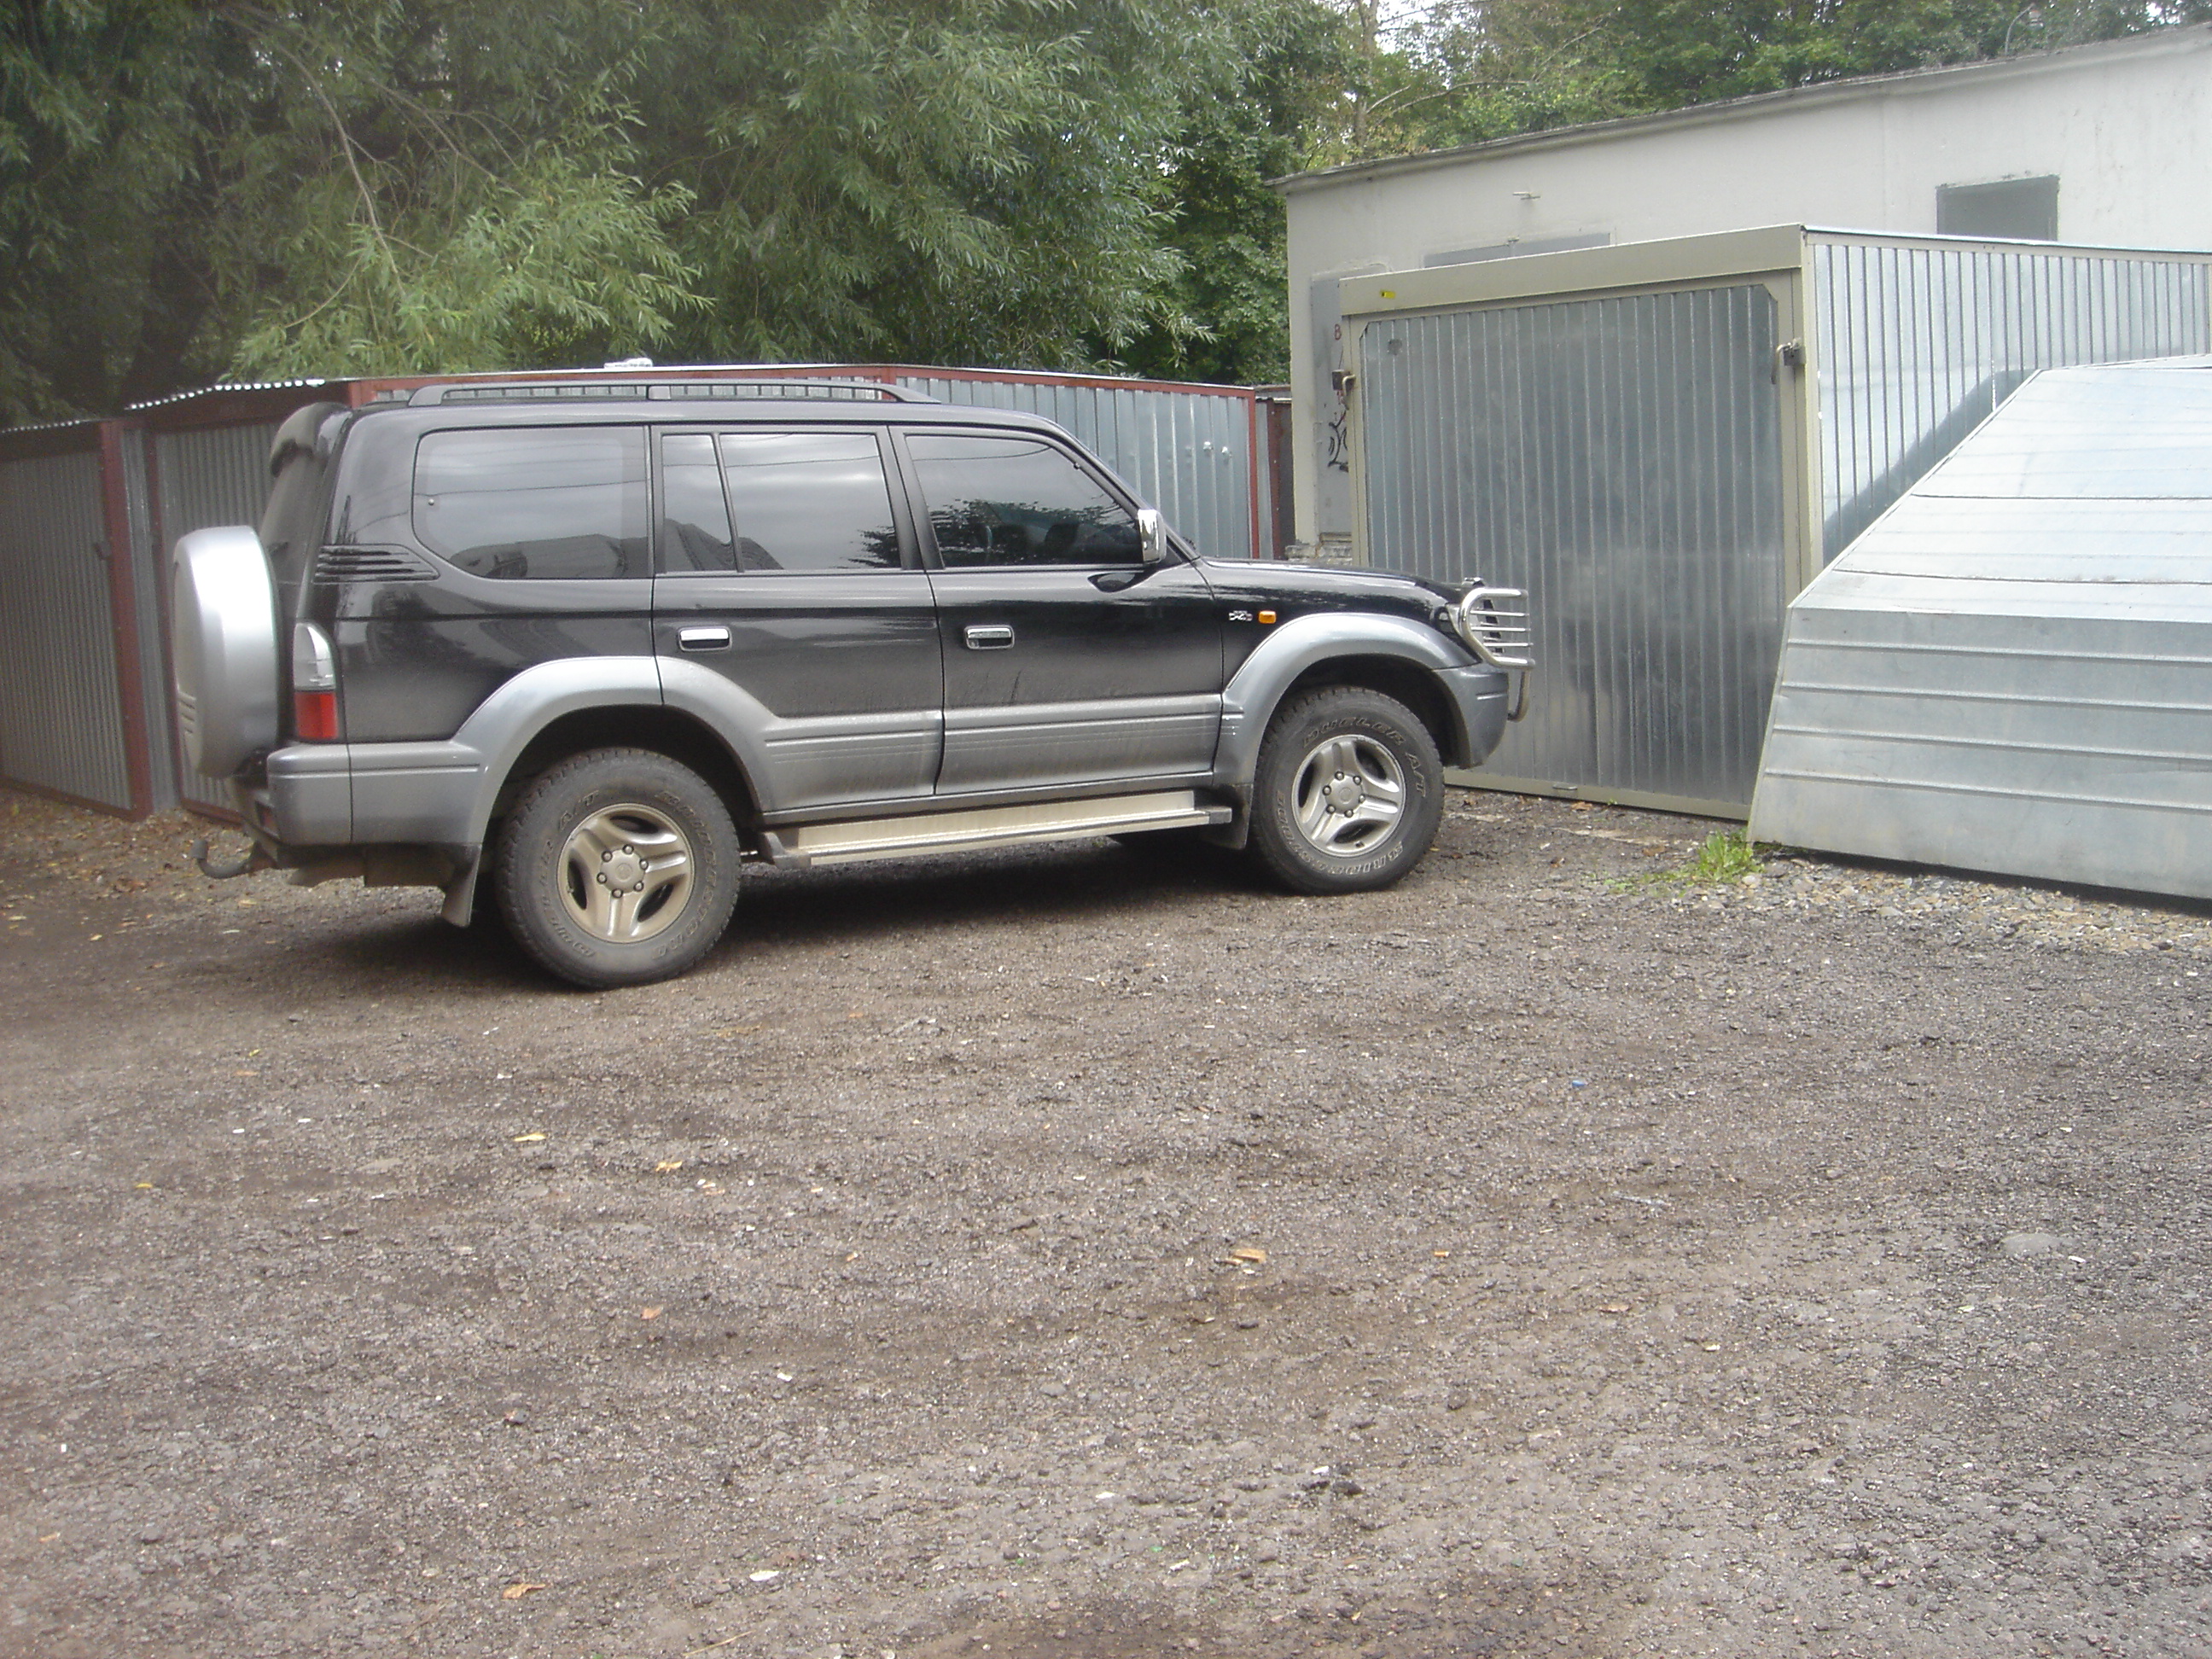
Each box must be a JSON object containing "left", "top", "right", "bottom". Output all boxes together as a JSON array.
[
  {"left": 899, "top": 428, "right": 1223, "bottom": 797},
  {"left": 651, "top": 426, "right": 942, "bottom": 813}
]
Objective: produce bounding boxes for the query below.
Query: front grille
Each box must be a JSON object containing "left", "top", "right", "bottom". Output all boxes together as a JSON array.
[
  {"left": 312, "top": 546, "right": 437, "bottom": 584},
  {"left": 1454, "top": 586, "right": 1533, "bottom": 669}
]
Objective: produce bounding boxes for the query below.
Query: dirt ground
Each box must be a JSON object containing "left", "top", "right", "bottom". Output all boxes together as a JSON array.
[{"left": 1, "top": 782, "right": 2208, "bottom": 1659}]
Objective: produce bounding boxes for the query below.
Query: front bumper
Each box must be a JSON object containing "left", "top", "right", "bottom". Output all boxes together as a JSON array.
[{"left": 1440, "top": 662, "right": 1513, "bottom": 768}]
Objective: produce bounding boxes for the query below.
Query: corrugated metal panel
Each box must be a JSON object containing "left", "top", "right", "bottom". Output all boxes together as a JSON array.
[
  {"left": 1810, "top": 237, "right": 2211, "bottom": 559},
  {"left": 1360, "top": 284, "right": 1788, "bottom": 808},
  {"left": 1752, "top": 361, "right": 2212, "bottom": 899},
  {"left": 118, "top": 433, "right": 177, "bottom": 807},
  {"left": 894, "top": 374, "right": 1254, "bottom": 560},
  {"left": 155, "top": 422, "right": 278, "bottom": 545},
  {"left": 0, "top": 446, "right": 134, "bottom": 808},
  {"left": 154, "top": 422, "right": 279, "bottom": 812}
]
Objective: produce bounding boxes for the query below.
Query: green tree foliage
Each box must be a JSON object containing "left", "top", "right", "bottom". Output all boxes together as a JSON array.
[
  {"left": 2, "top": 0, "right": 1355, "bottom": 418},
  {"left": 1109, "top": 0, "right": 1353, "bottom": 381},
  {"left": 632, "top": 0, "right": 1187, "bottom": 370},
  {"left": 1, "top": 0, "right": 700, "bottom": 419},
  {"left": 220, "top": 2, "right": 698, "bottom": 381},
  {"left": 1393, "top": 0, "right": 2212, "bottom": 150},
  {"left": 5, "top": 0, "right": 2209, "bottom": 419},
  {"left": 0, "top": 2, "right": 242, "bottom": 417}
]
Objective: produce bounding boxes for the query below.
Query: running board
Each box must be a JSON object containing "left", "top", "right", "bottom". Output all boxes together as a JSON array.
[{"left": 762, "top": 791, "right": 1230, "bottom": 870}]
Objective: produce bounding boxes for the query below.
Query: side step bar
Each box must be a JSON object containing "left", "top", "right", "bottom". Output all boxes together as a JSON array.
[{"left": 762, "top": 790, "right": 1230, "bottom": 870}]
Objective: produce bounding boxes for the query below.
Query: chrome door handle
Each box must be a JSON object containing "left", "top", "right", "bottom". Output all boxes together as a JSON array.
[
  {"left": 963, "top": 625, "right": 1016, "bottom": 649},
  {"left": 678, "top": 625, "right": 731, "bottom": 651}
]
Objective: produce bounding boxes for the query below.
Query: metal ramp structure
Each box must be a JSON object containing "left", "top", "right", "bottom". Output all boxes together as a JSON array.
[{"left": 1749, "top": 358, "right": 2212, "bottom": 901}]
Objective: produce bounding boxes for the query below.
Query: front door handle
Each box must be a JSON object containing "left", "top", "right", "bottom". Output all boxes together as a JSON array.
[
  {"left": 963, "top": 625, "right": 1016, "bottom": 649},
  {"left": 678, "top": 625, "right": 731, "bottom": 651}
]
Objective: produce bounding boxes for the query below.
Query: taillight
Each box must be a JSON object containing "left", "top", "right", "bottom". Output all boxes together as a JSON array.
[
  {"left": 291, "top": 622, "right": 340, "bottom": 742},
  {"left": 293, "top": 690, "right": 340, "bottom": 741}
]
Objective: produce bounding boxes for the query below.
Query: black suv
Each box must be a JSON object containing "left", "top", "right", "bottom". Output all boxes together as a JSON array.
[{"left": 172, "top": 378, "right": 1528, "bottom": 987}]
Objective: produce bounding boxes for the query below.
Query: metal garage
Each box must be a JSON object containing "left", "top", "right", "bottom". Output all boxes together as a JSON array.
[
  {"left": 1750, "top": 358, "right": 2212, "bottom": 900},
  {"left": 1340, "top": 225, "right": 2212, "bottom": 814}
]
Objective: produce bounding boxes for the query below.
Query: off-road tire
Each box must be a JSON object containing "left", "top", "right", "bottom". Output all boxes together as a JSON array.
[
  {"left": 1247, "top": 686, "right": 1443, "bottom": 895},
  {"left": 495, "top": 748, "right": 739, "bottom": 988}
]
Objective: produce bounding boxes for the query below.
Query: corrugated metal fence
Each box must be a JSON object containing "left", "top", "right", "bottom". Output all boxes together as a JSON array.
[
  {"left": 0, "top": 367, "right": 1270, "bottom": 818},
  {"left": 0, "top": 443, "right": 135, "bottom": 810}
]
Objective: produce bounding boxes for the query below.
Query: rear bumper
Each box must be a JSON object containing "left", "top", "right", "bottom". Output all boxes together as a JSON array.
[{"left": 265, "top": 738, "right": 486, "bottom": 847}]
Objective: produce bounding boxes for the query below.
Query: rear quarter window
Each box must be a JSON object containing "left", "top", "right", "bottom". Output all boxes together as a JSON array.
[
  {"left": 258, "top": 403, "right": 349, "bottom": 590},
  {"left": 414, "top": 427, "right": 649, "bottom": 579}
]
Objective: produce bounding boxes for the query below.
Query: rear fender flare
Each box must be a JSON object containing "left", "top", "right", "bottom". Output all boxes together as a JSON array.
[{"left": 446, "top": 657, "right": 775, "bottom": 850}]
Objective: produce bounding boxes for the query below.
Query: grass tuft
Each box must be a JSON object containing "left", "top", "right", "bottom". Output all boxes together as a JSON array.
[{"left": 1681, "top": 829, "right": 1762, "bottom": 885}]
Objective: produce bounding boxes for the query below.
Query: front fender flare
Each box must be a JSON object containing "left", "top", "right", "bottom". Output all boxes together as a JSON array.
[{"left": 1211, "top": 612, "right": 1484, "bottom": 787}]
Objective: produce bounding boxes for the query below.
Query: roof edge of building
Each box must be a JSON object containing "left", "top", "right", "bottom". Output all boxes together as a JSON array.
[{"left": 1272, "top": 23, "right": 2212, "bottom": 196}]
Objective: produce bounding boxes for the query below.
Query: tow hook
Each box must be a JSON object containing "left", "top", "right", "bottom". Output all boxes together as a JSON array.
[{"left": 191, "top": 837, "right": 276, "bottom": 881}]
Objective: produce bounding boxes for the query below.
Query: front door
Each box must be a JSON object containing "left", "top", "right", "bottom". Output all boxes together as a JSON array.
[
  {"left": 652, "top": 428, "right": 942, "bottom": 813},
  {"left": 900, "top": 429, "right": 1224, "bottom": 797}
]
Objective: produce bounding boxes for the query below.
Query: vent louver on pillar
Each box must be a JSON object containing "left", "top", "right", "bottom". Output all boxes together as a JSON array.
[{"left": 311, "top": 546, "right": 437, "bottom": 583}]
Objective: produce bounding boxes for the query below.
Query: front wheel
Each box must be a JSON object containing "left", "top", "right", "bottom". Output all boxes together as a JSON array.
[
  {"left": 1247, "top": 686, "right": 1444, "bottom": 894},
  {"left": 495, "top": 748, "right": 740, "bottom": 988}
]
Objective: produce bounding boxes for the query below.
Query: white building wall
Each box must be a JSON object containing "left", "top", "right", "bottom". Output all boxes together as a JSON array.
[{"left": 1282, "top": 26, "right": 2212, "bottom": 545}]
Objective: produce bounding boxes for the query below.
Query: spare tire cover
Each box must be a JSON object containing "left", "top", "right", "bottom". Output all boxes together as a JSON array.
[{"left": 172, "top": 525, "right": 279, "bottom": 777}]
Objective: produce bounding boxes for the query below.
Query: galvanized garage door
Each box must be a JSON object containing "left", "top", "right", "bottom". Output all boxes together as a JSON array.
[{"left": 1359, "top": 282, "right": 1790, "bottom": 813}]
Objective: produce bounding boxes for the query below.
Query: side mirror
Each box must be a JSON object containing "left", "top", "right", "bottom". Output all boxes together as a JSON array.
[{"left": 1138, "top": 507, "right": 1167, "bottom": 565}]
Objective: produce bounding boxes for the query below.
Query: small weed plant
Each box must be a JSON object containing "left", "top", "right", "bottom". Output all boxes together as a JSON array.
[
  {"left": 1683, "top": 829, "right": 1762, "bottom": 884},
  {"left": 1606, "top": 827, "right": 1766, "bottom": 892}
]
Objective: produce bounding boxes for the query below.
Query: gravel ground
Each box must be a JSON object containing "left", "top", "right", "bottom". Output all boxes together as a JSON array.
[{"left": 1, "top": 783, "right": 2208, "bottom": 1659}]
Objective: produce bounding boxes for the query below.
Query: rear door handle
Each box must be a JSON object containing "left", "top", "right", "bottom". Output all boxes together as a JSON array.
[
  {"left": 963, "top": 625, "right": 1016, "bottom": 649},
  {"left": 678, "top": 625, "right": 731, "bottom": 651}
]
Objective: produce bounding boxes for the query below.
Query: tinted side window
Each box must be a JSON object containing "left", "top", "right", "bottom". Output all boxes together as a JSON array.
[
  {"left": 905, "top": 433, "right": 1140, "bottom": 568},
  {"left": 719, "top": 431, "right": 901, "bottom": 573},
  {"left": 414, "top": 427, "right": 649, "bottom": 579},
  {"left": 660, "top": 433, "right": 736, "bottom": 573}
]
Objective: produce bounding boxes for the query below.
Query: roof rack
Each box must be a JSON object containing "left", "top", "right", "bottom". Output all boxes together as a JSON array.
[
  {"left": 670, "top": 379, "right": 937, "bottom": 403},
  {"left": 407, "top": 376, "right": 935, "bottom": 407}
]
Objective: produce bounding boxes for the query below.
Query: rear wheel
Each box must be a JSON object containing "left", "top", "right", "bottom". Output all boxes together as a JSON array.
[
  {"left": 495, "top": 748, "right": 739, "bottom": 988},
  {"left": 1248, "top": 686, "right": 1443, "bottom": 894}
]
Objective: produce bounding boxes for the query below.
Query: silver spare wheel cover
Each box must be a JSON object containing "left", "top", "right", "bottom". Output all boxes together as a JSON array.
[{"left": 172, "top": 525, "right": 279, "bottom": 778}]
